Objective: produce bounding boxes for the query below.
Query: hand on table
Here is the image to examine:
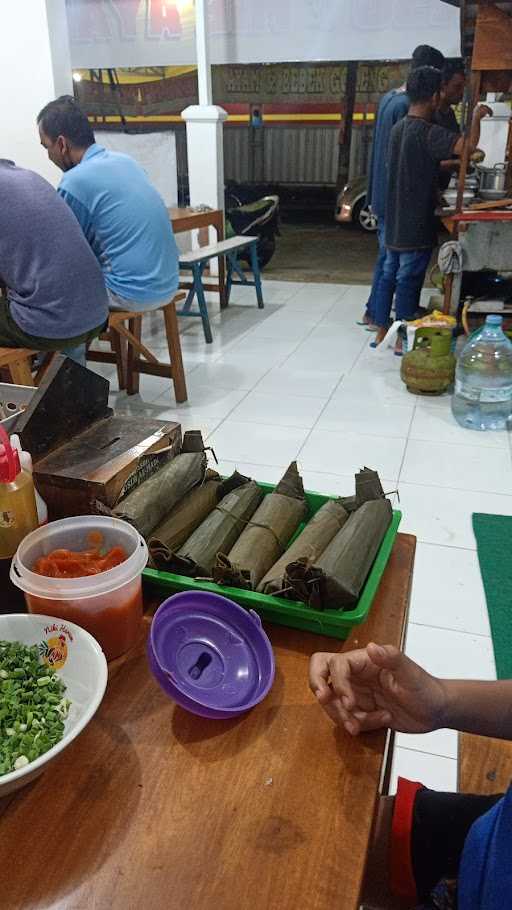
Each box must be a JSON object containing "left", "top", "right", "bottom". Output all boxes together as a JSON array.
[{"left": 309, "top": 643, "right": 447, "bottom": 736}]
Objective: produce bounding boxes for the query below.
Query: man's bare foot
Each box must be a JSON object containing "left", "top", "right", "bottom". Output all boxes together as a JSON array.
[
  {"left": 375, "top": 326, "right": 388, "bottom": 345},
  {"left": 357, "top": 311, "right": 374, "bottom": 327}
]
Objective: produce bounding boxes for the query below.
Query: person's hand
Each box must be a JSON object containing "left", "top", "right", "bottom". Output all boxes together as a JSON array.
[
  {"left": 474, "top": 104, "right": 493, "bottom": 120},
  {"left": 309, "top": 642, "right": 447, "bottom": 736}
]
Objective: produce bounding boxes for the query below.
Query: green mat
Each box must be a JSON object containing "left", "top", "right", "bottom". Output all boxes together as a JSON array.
[{"left": 473, "top": 513, "right": 512, "bottom": 679}]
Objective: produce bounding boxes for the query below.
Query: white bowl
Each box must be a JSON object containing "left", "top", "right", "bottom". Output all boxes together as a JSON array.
[
  {"left": 0, "top": 613, "right": 107, "bottom": 797},
  {"left": 442, "top": 189, "right": 475, "bottom": 207}
]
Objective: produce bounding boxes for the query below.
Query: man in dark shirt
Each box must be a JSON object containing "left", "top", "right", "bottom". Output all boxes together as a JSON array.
[
  {"left": 372, "top": 67, "right": 491, "bottom": 345},
  {"left": 434, "top": 59, "right": 465, "bottom": 133},
  {"left": 434, "top": 59, "right": 466, "bottom": 191},
  {"left": 362, "top": 45, "right": 445, "bottom": 328}
]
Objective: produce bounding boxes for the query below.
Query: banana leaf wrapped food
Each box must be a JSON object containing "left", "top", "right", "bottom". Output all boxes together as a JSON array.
[
  {"left": 257, "top": 498, "right": 349, "bottom": 595},
  {"left": 284, "top": 498, "right": 393, "bottom": 610},
  {"left": 165, "top": 474, "right": 264, "bottom": 578},
  {"left": 354, "top": 466, "right": 386, "bottom": 507},
  {"left": 110, "top": 451, "right": 208, "bottom": 539},
  {"left": 338, "top": 466, "right": 386, "bottom": 513},
  {"left": 148, "top": 470, "right": 251, "bottom": 569},
  {"left": 213, "top": 462, "right": 307, "bottom": 590},
  {"left": 148, "top": 470, "right": 221, "bottom": 568}
]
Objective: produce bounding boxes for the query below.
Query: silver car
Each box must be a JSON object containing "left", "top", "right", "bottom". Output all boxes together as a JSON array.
[{"left": 335, "top": 175, "right": 378, "bottom": 232}]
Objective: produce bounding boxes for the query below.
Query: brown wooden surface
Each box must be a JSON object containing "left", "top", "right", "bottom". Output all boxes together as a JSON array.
[
  {"left": 0, "top": 348, "right": 36, "bottom": 386},
  {"left": 469, "top": 197, "right": 512, "bottom": 211},
  {"left": 163, "top": 300, "right": 188, "bottom": 403},
  {"left": 472, "top": 3, "right": 512, "bottom": 71},
  {"left": 169, "top": 206, "right": 227, "bottom": 308},
  {"left": 0, "top": 533, "right": 416, "bottom": 910},
  {"left": 459, "top": 732, "right": 512, "bottom": 795},
  {"left": 168, "top": 206, "right": 224, "bottom": 237}
]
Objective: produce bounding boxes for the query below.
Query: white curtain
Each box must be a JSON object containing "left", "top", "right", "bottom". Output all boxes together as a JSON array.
[{"left": 67, "top": 0, "right": 460, "bottom": 69}]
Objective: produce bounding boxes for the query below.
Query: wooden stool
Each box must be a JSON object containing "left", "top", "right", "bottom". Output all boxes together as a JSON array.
[
  {"left": 87, "top": 292, "right": 188, "bottom": 403},
  {"left": 0, "top": 348, "right": 37, "bottom": 386}
]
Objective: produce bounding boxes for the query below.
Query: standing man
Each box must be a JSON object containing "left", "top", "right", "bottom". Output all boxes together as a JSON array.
[
  {"left": 435, "top": 58, "right": 466, "bottom": 133},
  {"left": 372, "top": 67, "right": 491, "bottom": 345},
  {"left": 37, "top": 96, "right": 180, "bottom": 313},
  {"left": 361, "top": 45, "right": 445, "bottom": 328}
]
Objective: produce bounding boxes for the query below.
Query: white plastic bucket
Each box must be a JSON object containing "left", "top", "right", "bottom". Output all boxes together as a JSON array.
[{"left": 10, "top": 516, "right": 148, "bottom": 660}]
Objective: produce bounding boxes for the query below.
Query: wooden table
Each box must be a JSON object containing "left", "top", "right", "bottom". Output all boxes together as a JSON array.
[
  {"left": 460, "top": 732, "right": 512, "bottom": 795},
  {"left": 169, "top": 206, "right": 227, "bottom": 309},
  {"left": 0, "top": 534, "right": 415, "bottom": 910}
]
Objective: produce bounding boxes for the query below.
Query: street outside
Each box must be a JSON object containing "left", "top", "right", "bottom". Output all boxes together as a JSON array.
[{"left": 264, "top": 211, "right": 378, "bottom": 284}]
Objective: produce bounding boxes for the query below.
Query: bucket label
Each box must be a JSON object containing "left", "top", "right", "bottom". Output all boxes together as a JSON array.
[{"left": 455, "top": 379, "right": 512, "bottom": 403}]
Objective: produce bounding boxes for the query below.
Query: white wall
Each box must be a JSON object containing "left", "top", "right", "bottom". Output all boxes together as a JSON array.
[
  {"left": 98, "top": 131, "right": 178, "bottom": 205},
  {"left": 0, "top": 0, "right": 71, "bottom": 184}
]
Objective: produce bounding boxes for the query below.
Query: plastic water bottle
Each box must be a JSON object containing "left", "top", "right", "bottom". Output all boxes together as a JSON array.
[{"left": 452, "top": 315, "right": 512, "bottom": 431}]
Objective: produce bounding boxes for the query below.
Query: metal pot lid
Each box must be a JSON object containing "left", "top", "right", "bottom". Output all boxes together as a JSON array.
[{"left": 477, "top": 162, "right": 507, "bottom": 173}]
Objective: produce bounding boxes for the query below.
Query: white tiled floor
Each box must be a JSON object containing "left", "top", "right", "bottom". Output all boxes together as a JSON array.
[{"left": 90, "top": 278, "right": 506, "bottom": 795}]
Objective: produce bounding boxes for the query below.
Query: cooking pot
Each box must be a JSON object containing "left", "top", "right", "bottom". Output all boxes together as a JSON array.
[{"left": 477, "top": 162, "right": 508, "bottom": 192}]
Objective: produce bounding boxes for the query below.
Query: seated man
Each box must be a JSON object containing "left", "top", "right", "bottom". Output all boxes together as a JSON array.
[
  {"left": 310, "top": 643, "right": 512, "bottom": 908},
  {"left": 37, "top": 96, "right": 180, "bottom": 312},
  {"left": 0, "top": 158, "right": 108, "bottom": 361}
]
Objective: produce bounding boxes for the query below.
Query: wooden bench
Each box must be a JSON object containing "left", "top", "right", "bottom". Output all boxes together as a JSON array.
[
  {"left": 0, "top": 348, "right": 37, "bottom": 386},
  {"left": 87, "top": 292, "right": 188, "bottom": 404},
  {"left": 179, "top": 235, "right": 264, "bottom": 343}
]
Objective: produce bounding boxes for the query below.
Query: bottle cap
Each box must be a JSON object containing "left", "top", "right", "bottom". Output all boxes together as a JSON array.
[
  {"left": 486, "top": 315, "right": 503, "bottom": 326},
  {"left": 0, "top": 425, "right": 20, "bottom": 483}
]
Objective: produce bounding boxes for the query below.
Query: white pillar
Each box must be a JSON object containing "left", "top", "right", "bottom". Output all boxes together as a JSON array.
[
  {"left": 195, "top": 0, "right": 213, "bottom": 106},
  {"left": 182, "top": 0, "right": 227, "bottom": 271},
  {"left": 182, "top": 105, "right": 228, "bottom": 212},
  {"left": 0, "top": 0, "right": 72, "bottom": 185},
  {"left": 45, "top": 0, "right": 74, "bottom": 98}
]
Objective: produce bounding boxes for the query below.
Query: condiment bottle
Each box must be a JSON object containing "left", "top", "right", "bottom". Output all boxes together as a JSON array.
[
  {"left": 0, "top": 426, "right": 38, "bottom": 559},
  {"left": 10, "top": 434, "right": 48, "bottom": 526}
]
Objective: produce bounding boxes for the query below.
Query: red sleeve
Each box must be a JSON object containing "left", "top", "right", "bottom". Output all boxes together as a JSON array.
[{"left": 389, "top": 776, "right": 424, "bottom": 902}]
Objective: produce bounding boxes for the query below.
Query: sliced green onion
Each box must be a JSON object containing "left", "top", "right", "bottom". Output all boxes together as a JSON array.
[{"left": 0, "top": 641, "right": 71, "bottom": 775}]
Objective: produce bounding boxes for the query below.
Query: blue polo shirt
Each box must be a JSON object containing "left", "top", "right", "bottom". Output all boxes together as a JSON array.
[{"left": 58, "top": 144, "right": 179, "bottom": 305}]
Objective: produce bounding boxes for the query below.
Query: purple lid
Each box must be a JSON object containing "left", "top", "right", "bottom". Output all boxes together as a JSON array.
[{"left": 149, "top": 591, "right": 275, "bottom": 716}]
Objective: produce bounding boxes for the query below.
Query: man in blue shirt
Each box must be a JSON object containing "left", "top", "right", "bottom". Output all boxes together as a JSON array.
[
  {"left": 362, "top": 45, "right": 445, "bottom": 328},
  {"left": 37, "top": 96, "right": 180, "bottom": 312}
]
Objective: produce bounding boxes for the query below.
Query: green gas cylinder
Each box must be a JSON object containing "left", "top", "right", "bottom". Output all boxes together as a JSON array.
[{"left": 400, "top": 327, "right": 455, "bottom": 395}]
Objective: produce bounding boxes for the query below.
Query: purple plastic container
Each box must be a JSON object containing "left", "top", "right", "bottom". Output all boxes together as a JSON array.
[{"left": 148, "top": 591, "right": 275, "bottom": 718}]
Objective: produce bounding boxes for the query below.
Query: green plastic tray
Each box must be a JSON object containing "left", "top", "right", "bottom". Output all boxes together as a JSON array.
[{"left": 143, "top": 482, "right": 402, "bottom": 640}]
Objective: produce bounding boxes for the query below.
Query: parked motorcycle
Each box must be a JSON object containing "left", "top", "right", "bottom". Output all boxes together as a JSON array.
[{"left": 225, "top": 190, "right": 280, "bottom": 269}]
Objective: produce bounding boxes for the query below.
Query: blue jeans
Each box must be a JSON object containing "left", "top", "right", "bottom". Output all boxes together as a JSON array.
[
  {"left": 374, "top": 248, "right": 432, "bottom": 328},
  {"left": 365, "top": 219, "right": 386, "bottom": 322},
  {"left": 61, "top": 343, "right": 87, "bottom": 367}
]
